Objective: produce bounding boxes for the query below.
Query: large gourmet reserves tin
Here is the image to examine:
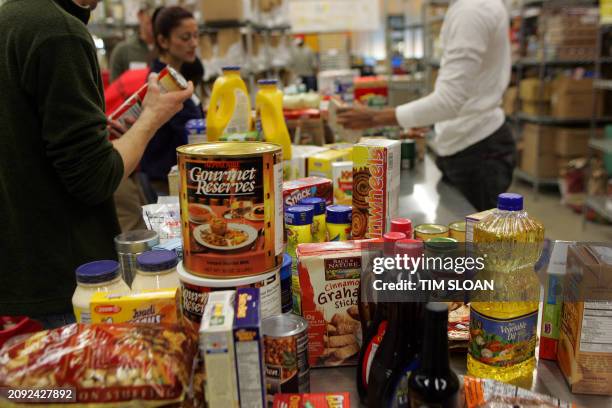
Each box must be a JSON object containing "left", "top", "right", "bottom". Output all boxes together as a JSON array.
[{"left": 177, "top": 142, "right": 284, "bottom": 278}]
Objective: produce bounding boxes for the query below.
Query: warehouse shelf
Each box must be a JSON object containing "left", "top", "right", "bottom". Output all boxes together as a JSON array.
[
  {"left": 514, "top": 169, "right": 559, "bottom": 187},
  {"left": 517, "top": 57, "right": 612, "bottom": 66},
  {"left": 594, "top": 79, "right": 612, "bottom": 90},
  {"left": 516, "top": 113, "right": 612, "bottom": 126},
  {"left": 589, "top": 139, "right": 612, "bottom": 154},
  {"left": 585, "top": 196, "right": 612, "bottom": 221}
]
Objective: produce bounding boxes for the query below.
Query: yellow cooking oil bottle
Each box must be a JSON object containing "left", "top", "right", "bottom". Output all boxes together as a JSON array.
[
  {"left": 206, "top": 66, "right": 252, "bottom": 141},
  {"left": 468, "top": 193, "right": 544, "bottom": 384},
  {"left": 255, "top": 79, "right": 292, "bottom": 160}
]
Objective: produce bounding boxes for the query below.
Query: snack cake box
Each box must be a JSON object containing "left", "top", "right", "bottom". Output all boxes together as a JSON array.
[
  {"left": 273, "top": 392, "right": 350, "bottom": 408},
  {"left": 283, "top": 176, "right": 333, "bottom": 208},
  {"left": 90, "top": 288, "right": 180, "bottom": 324},
  {"left": 352, "top": 138, "right": 400, "bottom": 239},
  {"left": 233, "top": 287, "right": 265, "bottom": 408},
  {"left": 332, "top": 161, "right": 353, "bottom": 206},
  {"left": 308, "top": 149, "right": 352, "bottom": 180},
  {"left": 296, "top": 241, "right": 376, "bottom": 368}
]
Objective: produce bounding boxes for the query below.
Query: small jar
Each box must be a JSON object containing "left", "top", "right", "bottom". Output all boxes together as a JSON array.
[
  {"left": 299, "top": 197, "right": 327, "bottom": 243},
  {"left": 132, "top": 250, "right": 180, "bottom": 291},
  {"left": 114, "top": 230, "right": 159, "bottom": 286},
  {"left": 72, "top": 260, "right": 130, "bottom": 323},
  {"left": 285, "top": 205, "right": 314, "bottom": 258},
  {"left": 326, "top": 205, "right": 352, "bottom": 241}
]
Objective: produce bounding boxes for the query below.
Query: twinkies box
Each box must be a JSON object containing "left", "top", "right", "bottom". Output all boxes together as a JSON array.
[
  {"left": 558, "top": 243, "right": 612, "bottom": 395},
  {"left": 200, "top": 291, "right": 239, "bottom": 407},
  {"left": 90, "top": 289, "right": 180, "bottom": 324},
  {"left": 297, "top": 241, "right": 366, "bottom": 367},
  {"left": 352, "top": 139, "right": 400, "bottom": 239},
  {"left": 233, "top": 288, "right": 265, "bottom": 408},
  {"left": 332, "top": 161, "right": 353, "bottom": 206}
]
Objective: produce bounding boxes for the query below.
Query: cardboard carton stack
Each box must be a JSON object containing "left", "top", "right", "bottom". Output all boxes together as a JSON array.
[
  {"left": 540, "top": 7, "right": 599, "bottom": 61},
  {"left": 519, "top": 79, "right": 551, "bottom": 116}
]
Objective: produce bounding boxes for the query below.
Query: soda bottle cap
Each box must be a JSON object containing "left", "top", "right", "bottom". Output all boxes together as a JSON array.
[
  {"left": 497, "top": 193, "right": 523, "bottom": 211},
  {"left": 383, "top": 232, "right": 406, "bottom": 242},
  {"left": 396, "top": 239, "right": 423, "bottom": 257},
  {"left": 391, "top": 218, "right": 412, "bottom": 235}
]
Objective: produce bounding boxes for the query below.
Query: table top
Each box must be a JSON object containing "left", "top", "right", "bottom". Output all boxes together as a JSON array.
[{"left": 311, "top": 157, "right": 612, "bottom": 407}]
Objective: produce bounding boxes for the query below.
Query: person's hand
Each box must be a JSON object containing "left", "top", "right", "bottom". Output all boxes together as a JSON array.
[
  {"left": 140, "top": 73, "right": 194, "bottom": 129},
  {"left": 107, "top": 118, "right": 127, "bottom": 139},
  {"left": 336, "top": 103, "right": 379, "bottom": 130},
  {"left": 405, "top": 127, "right": 429, "bottom": 139}
]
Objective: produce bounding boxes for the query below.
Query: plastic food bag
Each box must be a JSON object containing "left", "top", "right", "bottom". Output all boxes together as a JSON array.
[
  {"left": 142, "top": 202, "right": 181, "bottom": 242},
  {"left": 0, "top": 324, "right": 195, "bottom": 407}
]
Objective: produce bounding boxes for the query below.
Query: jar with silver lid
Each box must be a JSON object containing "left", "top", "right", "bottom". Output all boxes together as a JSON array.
[{"left": 114, "top": 229, "right": 159, "bottom": 286}]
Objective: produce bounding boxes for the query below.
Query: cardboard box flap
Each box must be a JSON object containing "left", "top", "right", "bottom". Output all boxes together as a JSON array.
[{"left": 567, "top": 243, "right": 612, "bottom": 298}]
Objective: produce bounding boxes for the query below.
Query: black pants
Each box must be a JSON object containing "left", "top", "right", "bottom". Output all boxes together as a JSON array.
[{"left": 435, "top": 122, "right": 516, "bottom": 212}]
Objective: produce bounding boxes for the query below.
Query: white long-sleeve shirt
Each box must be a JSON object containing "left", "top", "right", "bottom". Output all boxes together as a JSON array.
[{"left": 395, "top": 0, "right": 511, "bottom": 157}]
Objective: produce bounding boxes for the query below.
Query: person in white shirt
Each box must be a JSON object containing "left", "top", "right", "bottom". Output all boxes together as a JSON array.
[{"left": 338, "top": 0, "right": 514, "bottom": 211}]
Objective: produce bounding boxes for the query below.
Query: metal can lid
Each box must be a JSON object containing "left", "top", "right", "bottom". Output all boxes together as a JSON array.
[
  {"left": 281, "top": 254, "right": 292, "bottom": 279},
  {"left": 298, "top": 197, "right": 326, "bottom": 215},
  {"left": 448, "top": 221, "right": 466, "bottom": 232},
  {"left": 165, "top": 66, "right": 188, "bottom": 89},
  {"left": 326, "top": 205, "right": 352, "bottom": 224},
  {"left": 425, "top": 237, "right": 458, "bottom": 250},
  {"left": 258, "top": 79, "right": 278, "bottom": 85},
  {"left": 285, "top": 205, "right": 314, "bottom": 226},
  {"left": 262, "top": 313, "right": 308, "bottom": 337},
  {"left": 114, "top": 229, "right": 159, "bottom": 253},
  {"left": 76, "top": 260, "right": 120, "bottom": 284},
  {"left": 177, "top": 141, "right": 281, "bottom": 157},
  {"left": 414, "top": 224, "right": 449, "bottom": 234},
  {"left": 137, "top": 250, "right": 178, "bottom": 272}
]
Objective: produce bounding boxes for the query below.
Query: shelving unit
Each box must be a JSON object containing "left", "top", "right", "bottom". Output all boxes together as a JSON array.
[{"left": 422, "top": 0, "right": 449, "bottom": 93}]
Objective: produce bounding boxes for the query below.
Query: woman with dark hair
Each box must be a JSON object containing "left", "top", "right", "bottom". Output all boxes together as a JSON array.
[{"left": 141, "top": 6, "right": 204, "bottom": 195}]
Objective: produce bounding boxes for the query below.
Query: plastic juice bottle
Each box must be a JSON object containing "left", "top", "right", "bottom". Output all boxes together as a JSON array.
[
  {"left": 256, "top": 79, "right": 292, "bottom": 160},
  {"left": 468, "top": 193, "right": 544, "bottom": 384},
  {"left": 206, "top": 66, "right": 252, "bottom": 141}
]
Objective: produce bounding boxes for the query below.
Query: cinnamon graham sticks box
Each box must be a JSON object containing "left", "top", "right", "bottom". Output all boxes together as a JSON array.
[{"left": 351, "top": 138, "right": 400, "bottom": 239}]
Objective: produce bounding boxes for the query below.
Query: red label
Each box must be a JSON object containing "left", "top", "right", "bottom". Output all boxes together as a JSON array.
[
  {"left": 362, "top": 321, "right": 387, "bottom": 386},
  {"left": 94, "top": 305, "right": 122, "bottom": 314}
]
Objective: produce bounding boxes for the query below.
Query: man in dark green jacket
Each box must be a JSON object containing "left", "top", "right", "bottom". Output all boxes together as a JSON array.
[{"left": 0, "top": 0, "right": 193, "bottom": 327}]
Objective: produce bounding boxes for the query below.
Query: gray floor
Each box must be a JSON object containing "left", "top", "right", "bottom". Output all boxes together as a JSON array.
[{"left": 511, "top": 180, "right": 612, "bottom": 242}]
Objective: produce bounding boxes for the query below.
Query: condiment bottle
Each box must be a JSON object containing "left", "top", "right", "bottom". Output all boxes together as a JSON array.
[
  {"left": 299, "top": 197, "right": 327, "bottom": 243},
  {"left": 408, "top": 302, "right": 459, "bottom": 408},
  {"left": 72, "top": 260, "right": 130, "bottom": 323},
  {"left": 391, "top": 218, "right": 413, "bottom": 239},
  {"left": 114, "top": 230, "right": 159, "bottom": 286},
  {"left": 326, "top": 205, "right": 352, "bottom": 241},
  {"left": 285, "top": 205, "right": 314, "bottom": 258},
  {"left": 132, "top": 250, "right": 180, "bottom": 291}
]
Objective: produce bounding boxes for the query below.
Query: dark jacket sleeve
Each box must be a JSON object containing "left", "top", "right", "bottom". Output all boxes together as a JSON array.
[{"left": 23, "top": 34, "right": 124, "bottom": 206}]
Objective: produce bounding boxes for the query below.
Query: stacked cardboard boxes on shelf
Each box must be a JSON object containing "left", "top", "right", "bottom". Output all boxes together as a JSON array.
[
  {"left": 538, "top": 6, "right": 599, "bottom": 61},
  {"left": 519, "top": 124, "right": 603, "bottom": 178}
]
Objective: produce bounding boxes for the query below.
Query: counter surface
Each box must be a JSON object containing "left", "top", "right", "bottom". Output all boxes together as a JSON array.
[{"left": 311, "top": 156, "right": 612, "bottom": 407}]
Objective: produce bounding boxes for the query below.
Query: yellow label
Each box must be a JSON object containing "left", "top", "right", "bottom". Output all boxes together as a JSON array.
[
  {"left": 90, "top": 289, "right": 180, "bottom": 324},
  {"left": 308, "top": 150, "right": 352, "bottom": 179}
]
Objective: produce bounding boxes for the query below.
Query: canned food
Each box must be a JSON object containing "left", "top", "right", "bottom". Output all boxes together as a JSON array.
[
  {"left": 263, "top": 314, "right": 309, "bottom": 405},
  {"left": 449, "top": 221, "right": 466, "bottom": 242},
  {"left": 177, "top": 142, "right": 284, "bottom": 278},
  {"left": 178, "top": 261, "right": 281, "bottom": 338},
  {"left": 414, "top": 224, "right": 449, "bottom": 240}
]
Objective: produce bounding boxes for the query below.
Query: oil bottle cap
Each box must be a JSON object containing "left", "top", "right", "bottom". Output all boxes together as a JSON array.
[
  {"left": 298, "top": 197, "right": 326, "bottom": 215},
  {"left": 258, "top": 79, "right": 278, "bottom": 85},
  {"left": 497, "top": 193, "right": 523, "bottom": 211},
  {"left": 222, "top": 66, "right": 241, "bottom": 71}
]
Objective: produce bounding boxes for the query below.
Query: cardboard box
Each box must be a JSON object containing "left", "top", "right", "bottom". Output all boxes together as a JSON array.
[
  {"left": 308, "top": 149, "right": 352, "bottom": 180},
  {"left": 286, "top": 117, "right": 325, "bottom": 146},
  {"left": 283, "top": 176, "right": 333, "bottom": 208},
  {"left": 521, "top": 101, "right": 551, "bottom": 116},
  {"left": 218, "top": 28, "right": 243, "bottom": 57},
  {"left": 200, "top": 0, "right": 251, "bottom": 22},
  {"left": 200, "top": 291, "right": 239, "bottom": 406},
  {"left": 332, "top": 161, "right": 353, "bottom": 205},
  {"left": 555, "top": 128, "right": 600, "bottom": 157},
  {"left": 519, "top": 78, "right": 552, "bottom": 102},
  {"left": 522, "top": 124, "right": 555, "bottom": 154},
  {"left": 540, "top": 241, "right": 574, "bottom": 361},
  {"left": 551, "top": 77, "right": 602, "bottom": 119},
  {"left": 465, "top": 209, "right": 494, "bottom": 243},
  {"left": 558, "top": 243, "right": 612, "bottom": 395},
  {"left": 503, "top": 86, "right": 518, "bottom": 116},
  {"left": 352, "top": 139, "right": 400, "bottom": 239},
  {"left": 283, "top": 145, "right": 329, "bottom": 181},
  {"left": 233, "top": 288, "right": 265, "bottom": 408},
  {"left": 520, "top": 151, "right": 560, "bottom": 179},
  {"left": 297, "top": 242, "right": 364, "bottom": 367},
  {"left": 90, "top": 289, "right": 180, "bottom": 324}
]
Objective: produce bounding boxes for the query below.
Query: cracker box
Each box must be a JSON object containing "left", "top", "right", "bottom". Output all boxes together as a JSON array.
[
  {"left": 90, "top": 289, "right": 180, "bottom": 324},
  {"left": 308, "top": 149, "right": 352, "bottom": 180},
  {"left": 332, "top": 161, "right": 353, "bottom": 206},
  {"left": 465, "top": 209, "right": 494, "bottom": 243},
  {"left": 296, "top": 241, "right": 366, "bottom": 367},
  {"left": 283, "top": 177, "right": 333, "bottom": 208},
  {"left": 273, "top": 392, "right": 350, "bottom": 408},
  {"left": 233, "top": 288, "right": 265, "bottom": 408},
  {"left": 540, "top": 241, "right": 573, "bottom": 361},
  {"left": 200, "top": 291, "right": 239, "bottom": 407},
  {"left": 558, "top": 243, "right": 612, "bottom": 395},
  {"left": 352, "top": 139, "right": 400, "bottom": 239}
]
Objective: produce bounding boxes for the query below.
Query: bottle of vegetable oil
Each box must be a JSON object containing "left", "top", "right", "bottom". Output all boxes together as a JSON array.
[{"left": 467, "top": 193, "right": 544, "bottom": 384}]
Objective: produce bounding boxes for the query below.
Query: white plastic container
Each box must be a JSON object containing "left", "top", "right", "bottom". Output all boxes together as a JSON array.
[
  {"left": 72, "top": 260, "right": 130, "bottom": 323},
  {"left": 132, "top": 250, "right": 179, "bottom": 291}
]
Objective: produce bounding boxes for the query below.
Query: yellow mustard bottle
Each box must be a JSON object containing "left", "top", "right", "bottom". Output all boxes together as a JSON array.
[
  {"left": 206, "top": 66, "right": 252, "bottom": 141},
  {"left": 256, "top": 79, "right": 292, "bottom": 160}
]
